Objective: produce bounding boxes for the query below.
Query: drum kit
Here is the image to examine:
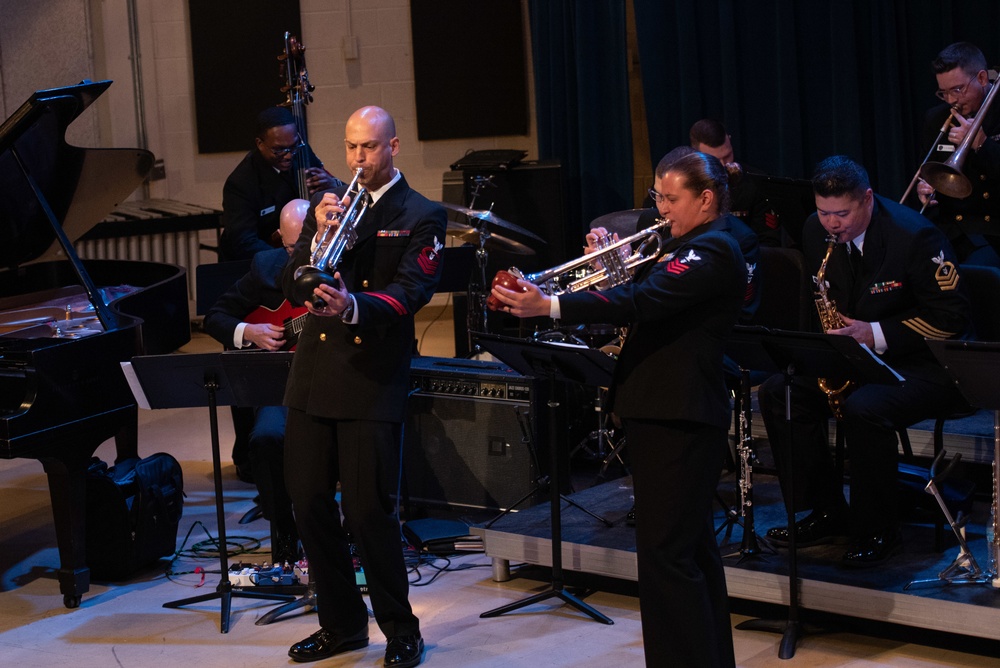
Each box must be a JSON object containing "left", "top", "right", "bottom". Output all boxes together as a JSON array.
[{"left": 441, "top": 198, "right": 630, "bottom": 474}]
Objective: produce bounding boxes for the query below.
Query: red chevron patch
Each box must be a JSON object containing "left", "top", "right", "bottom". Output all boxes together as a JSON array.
[
  {"left": 417, "top": 246, "right": 440, "bottom": 275},
  {"left": 665, "top": 258, "right": 689, "bottom": 275}
]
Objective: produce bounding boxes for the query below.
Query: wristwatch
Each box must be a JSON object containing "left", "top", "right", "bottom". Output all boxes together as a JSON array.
[{"left": 339, "top": 296, "right": 355, "bottom": 322}]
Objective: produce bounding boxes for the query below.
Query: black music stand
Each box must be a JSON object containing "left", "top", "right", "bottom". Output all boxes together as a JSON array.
[
  {"left": 473, "top": 333, "right": 615, "bottom": 625},
  {"left": 123, "top": 351, "right": 295, "bottom": 633},
  {"left": 732, "top": 328, "right": 902, "bottom": 659},
  {"left": 926, "top": 339, "right": 1000, "bottom": 587}
]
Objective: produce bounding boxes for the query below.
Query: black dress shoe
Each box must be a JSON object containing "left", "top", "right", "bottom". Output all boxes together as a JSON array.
[
  {"left": 625, "top": 504, "right": 636, "bottom": 527},
  {"left": 288, "top": 627, "right": 368, "bottom": 663},
  {"left": 842, "top": 527, "right": 902, "bottom": 567},
  {"left": 765, "top": 510, "right": 850, "bottom": 547},
  {"left": 384, "top": 634, "right": 424, "bottom": 668}
]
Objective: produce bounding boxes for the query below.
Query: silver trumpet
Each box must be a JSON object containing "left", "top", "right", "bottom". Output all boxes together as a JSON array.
[
  {"left": 487, "top": 218, "right": 670, "bottom": 309},
  {"left": 292, "top": 167, "right": 368, "bottom": 307}
]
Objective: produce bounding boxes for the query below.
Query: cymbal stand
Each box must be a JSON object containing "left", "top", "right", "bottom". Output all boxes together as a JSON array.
[
  {"left": 716, "top": 369, "right": 774, "bottom": 562},
  {"left": 465, "top": 177, "right": 497, "bottom": 355}
]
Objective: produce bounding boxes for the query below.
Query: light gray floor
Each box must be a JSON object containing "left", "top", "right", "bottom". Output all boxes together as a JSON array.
[{"left": 0, "top": 326, "right": 997, "bottom": 667}]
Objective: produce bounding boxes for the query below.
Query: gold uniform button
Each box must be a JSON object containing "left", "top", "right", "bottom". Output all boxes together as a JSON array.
[
  {"left": 987, "top": 216, "right": 992, "bottom": 223},
  {"left": 984, "top": 192, "right": 990, "bottom": 199},
  {"left": 319, "top": 333, "right": 327, "bottom": 342},
  {"left": 956, "top": 215, "right": 964, "bottom": 222},
  {"left": 982, "top": 174, "right": 988, "bottom": 181},
  {"left": 362, "top": 280, "right": 369, "bottom": 288},
  {"left": 354, "top": 336, "right": 362, "bottom": 345}
]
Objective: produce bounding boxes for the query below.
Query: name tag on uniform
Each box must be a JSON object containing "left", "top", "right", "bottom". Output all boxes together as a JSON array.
[
  {"left": 260, "top": 205, "right": 276, "bottom": 216},
  {"left": 936, "top": 144, "right": 955, "bottom": 153}
]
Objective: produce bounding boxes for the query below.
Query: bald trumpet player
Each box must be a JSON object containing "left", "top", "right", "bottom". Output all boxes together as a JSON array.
[{"left": 914, "top": 42, "right": 1000, "bottom": 267}]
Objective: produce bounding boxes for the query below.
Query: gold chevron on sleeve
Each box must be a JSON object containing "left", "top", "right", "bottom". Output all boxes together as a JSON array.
[{"left": 902, "top": 318, "right": 956, "bottom": 339}]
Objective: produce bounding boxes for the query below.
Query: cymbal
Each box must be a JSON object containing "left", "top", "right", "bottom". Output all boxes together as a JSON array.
[
  {"left": 440, "top": 202, "right": 545, "bottom": 243},
  {"left": 446, "top": 221, "right": 535, "bottom": 255},
  {"left": 589, "top": 208, "right": 652, "bottom": 239}
]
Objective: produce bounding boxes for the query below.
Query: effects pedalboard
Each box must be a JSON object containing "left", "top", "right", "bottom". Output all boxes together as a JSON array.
[{"left": 228, "top": 553, "right": 367, "bottom": 592}]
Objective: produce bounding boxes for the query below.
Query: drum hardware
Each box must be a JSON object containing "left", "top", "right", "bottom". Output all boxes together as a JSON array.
[{"left": 440, "top": 180, "right": 542, "bottom": 356}]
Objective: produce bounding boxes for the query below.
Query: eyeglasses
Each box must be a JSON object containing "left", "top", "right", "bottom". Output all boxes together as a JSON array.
[
  {"left": 935, "top": 74, "right": 980, "bottom": 101},
  {"left": 648, "top": 187, "right": 667, "bottom": 204},
  {"left": 267, "top": 140, "right": 306, "bottom": 157}
]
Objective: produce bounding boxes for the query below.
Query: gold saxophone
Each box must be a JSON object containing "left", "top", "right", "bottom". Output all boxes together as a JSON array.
[{"left": 814, "top": 236, "right": 854, "bottom": 419}]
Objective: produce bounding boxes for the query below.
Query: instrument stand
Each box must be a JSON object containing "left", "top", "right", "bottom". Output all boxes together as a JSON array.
[
  {"left": 715, "top": 369, "right": 775, "bottom": 562},
  {"left": 475, "top": 334, "right": 615, "bottom": 624},
  {"left": 729, "top": 328, "right": 903, "bottom": 659},
  {"left": 904, "top": 450, "right": 990, "bottom": 589},
  {"left": 925, "top": 339, "right": 1000, "bottom": 588},
  {"left": 255, "top": 582, "right": 317, "bottom": 625},
  {"left": 125, "top": 352, "right": 299, "bottom": 633}
]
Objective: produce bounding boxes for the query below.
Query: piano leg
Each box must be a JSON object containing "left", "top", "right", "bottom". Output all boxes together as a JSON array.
[
  {"left": 37, "top": 406, "right": 140, "bottom": 609},
  {"left": 39, "top": 455, "right": 90, "bottom": 609}
]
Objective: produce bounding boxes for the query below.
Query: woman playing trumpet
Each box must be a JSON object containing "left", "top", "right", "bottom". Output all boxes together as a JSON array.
[{"left": 491, "top": 152, "right": 746, "bottom": 668}]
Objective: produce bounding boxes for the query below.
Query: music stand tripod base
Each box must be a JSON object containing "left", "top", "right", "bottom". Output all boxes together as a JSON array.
[{"left": 473, "top": 333, "right": 615, "bottom": 625}]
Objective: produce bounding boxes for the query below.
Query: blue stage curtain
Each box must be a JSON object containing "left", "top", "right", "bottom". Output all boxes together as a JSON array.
[
  {"left": 528, "top": 0, "right": 633, "bottom": 230},
  {"left": 631, "top": 0, "right": 1000, "bottom": 198}
]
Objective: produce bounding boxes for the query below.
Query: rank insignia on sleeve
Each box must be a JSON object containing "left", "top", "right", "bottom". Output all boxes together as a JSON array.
[
  {"left": 417, "top": 237, "right": 443, "bottom": 276},
  {"left": 665, "top": 250, "right": 701, "bottom": 275},
  {"left": 931, "top": 251, "right": 959, "bottom": 291}
]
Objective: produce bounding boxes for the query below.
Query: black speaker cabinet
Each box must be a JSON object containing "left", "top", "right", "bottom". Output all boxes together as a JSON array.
[{"left": 403, "top": 357, "right": 545, "bottom": 511}]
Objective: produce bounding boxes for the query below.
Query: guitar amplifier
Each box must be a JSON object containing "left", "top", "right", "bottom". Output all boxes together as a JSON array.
[{"left": 403, "top": 356, "right": 545, "bottom": 511}]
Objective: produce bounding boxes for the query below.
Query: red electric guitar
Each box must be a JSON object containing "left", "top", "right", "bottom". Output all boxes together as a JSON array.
[{"left": 245, "top": 300, "right": 308, "bottom": 351}]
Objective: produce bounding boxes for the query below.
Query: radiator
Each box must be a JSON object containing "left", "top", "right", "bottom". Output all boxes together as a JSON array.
[{"left": 75, "top": 199, "right": 221, "bottom": 302}]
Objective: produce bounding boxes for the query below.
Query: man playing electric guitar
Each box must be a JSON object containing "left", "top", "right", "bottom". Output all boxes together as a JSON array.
[{"left": 203, "top": 199, "right": 308, "bottom": 565}]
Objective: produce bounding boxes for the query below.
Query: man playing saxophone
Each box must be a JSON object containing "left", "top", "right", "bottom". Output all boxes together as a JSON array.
[{"left": 759, "top": 156, "right": 969, "bottom": 566}]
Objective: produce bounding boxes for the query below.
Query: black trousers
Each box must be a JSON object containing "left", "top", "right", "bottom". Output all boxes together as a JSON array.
[
  {"left": 758, "top": 366, "right": 967, "bottom": 535},
  {"left": 284, "top": 408, "right": 418, "bottom": 638},
  {"left": 247, "top": 405, "right": 296, "bottom": 552},
  {"left": 624, "top": 418, "right": 735, "bottom": 668}
]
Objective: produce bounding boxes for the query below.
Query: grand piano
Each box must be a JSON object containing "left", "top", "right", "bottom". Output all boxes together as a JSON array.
[{"left": 0, "top": 81, "right": 190, "bottom": 608}]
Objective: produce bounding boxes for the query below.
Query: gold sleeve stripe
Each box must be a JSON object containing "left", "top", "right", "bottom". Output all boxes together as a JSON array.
[{"left": 902, "top": 318, "right": 956, "bottom": 339}]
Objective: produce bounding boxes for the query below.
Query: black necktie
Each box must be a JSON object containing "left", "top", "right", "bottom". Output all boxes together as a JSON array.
[{"left": 849, "top": 242, "right": 863, "bottom": 280}]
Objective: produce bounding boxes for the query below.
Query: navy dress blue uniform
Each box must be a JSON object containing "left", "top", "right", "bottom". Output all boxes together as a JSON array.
[
  {"left": 759, "top": 195, "right": 970, "bottom": 535},
  {"left": 559, "top": 217, "right": 746, "bottom": 668},
  {"left": 281, "top": 173, "right": 446, "bottom": 641},
  {"left": 920, "top": 100, "right": 1000, "bottom": 266},
  {"left": 219, "top": 145, "right": 333, "bottom": 261},
  {"left": 202, "top": 248, "right": 298, "bottom": 562}
]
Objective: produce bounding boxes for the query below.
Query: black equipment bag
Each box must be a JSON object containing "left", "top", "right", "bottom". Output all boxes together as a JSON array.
[{"left": 85, "top": 452, "right": 184, "bottom": 580}]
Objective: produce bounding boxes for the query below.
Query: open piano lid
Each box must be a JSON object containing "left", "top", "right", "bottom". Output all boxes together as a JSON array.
[{"left": 0, "top": 79, "right": 154, "bottom": 267}]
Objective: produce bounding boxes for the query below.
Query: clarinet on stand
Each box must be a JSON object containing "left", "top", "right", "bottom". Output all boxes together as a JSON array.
[
  {"left": 724, "top": 370, "right": 774, "bottom": 561},
  {"left": 990, "top": 410, "right": 1000, "bottom": 587}
]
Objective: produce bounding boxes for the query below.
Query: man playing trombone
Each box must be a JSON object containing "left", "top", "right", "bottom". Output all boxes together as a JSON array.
[{"left": 914, "top": 42, "right": 1000, "bottom": 267}]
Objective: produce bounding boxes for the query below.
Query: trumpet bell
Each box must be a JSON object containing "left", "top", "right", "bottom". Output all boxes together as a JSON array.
[
  {"left": 919, "top": 161, "right": 973, "bottom": 199},
  {"left": 292, "top": 266, "right": 340, "bottom": 308}
]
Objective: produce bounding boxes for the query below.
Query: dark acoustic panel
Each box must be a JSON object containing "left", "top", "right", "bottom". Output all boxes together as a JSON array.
[
  {"left": 410, "top": 0, "right": 528, "bottom": 140},
  {"left": 403, "top": 357, "right": 544, "bottom": 511},
  {"left": 188, "top": 1, "right": 301, "bottom": 153}
]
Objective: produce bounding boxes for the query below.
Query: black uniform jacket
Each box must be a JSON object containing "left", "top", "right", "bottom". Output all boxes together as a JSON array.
[
  {"left": 281, "top": 174, "right": 447, "bottom": 422},
  {"left": 203, "top": 247, "right": 288, "bottom": 344},
  {"left": 921, "top": 99, "right": 1000, "bottom": 237},
  {"left": 219, "top": 146, "right": 328, "bottom": 261},
  {"left": 560, "top": 218, "right": 747, "bottom": 429},
  {"left": 802, "top": 194, "right": 969, "bottom": 375}
]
